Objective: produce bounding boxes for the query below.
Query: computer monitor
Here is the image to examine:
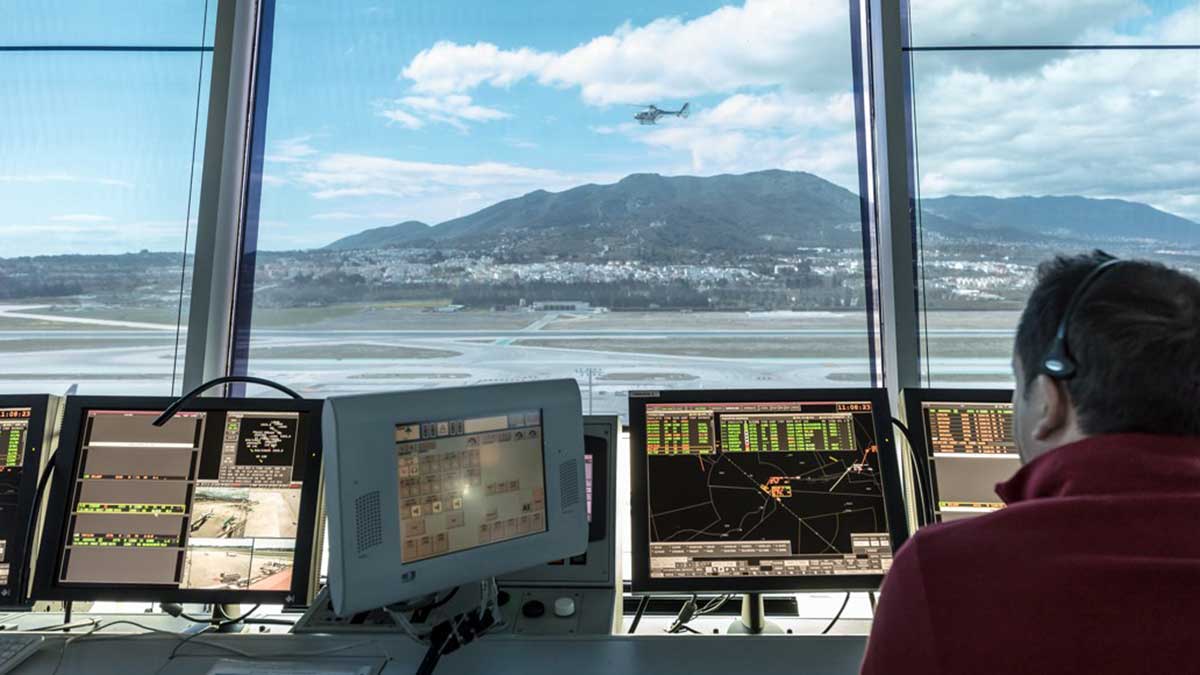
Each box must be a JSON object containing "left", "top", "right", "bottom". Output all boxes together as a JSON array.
[
  {"left": 322, "top": 379, "right": 588, "bottom": 616},
  {"left": 902, "top": 388, "right": 1021, "bottom": 523},
  {"left": 0, "top": 394, "right": 61, "bottom": 606},
  {"left": 33, "top": 396, "right": 323, "bottom": 606},
  {"left": 629, "top": 389, "right": 908, "bottom": 599}
]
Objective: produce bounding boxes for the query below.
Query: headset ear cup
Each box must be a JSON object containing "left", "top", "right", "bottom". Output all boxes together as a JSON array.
[{"left": 1042, "top": 342, "right": 1076, "bottom": 379}]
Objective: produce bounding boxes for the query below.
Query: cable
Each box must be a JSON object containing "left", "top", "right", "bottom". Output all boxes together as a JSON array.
[
  {"left": 821, "top": 593, "right": 851, "bottom": 635},
  {"left": 53, "top": 620, "right": 186, "bottom": 675},
  {"left": 411, "top": 587, "right": 460, "bottom": 624},
  {"left": 415, "top": 578, "right": 504, "bottom": 675},
  {"left": 49, "top": 617, "right": 378, "bottom": 675},
  {"left": 162, "top": 636, "right": 377, "bottom": 667},
  {"left": 429, "top": 586, "right": 459, "bottom": 611},
  {"left": 158, "top": 603, "right": 210, "bottom": 624},
  {"left": 666, "top": 594, "right": 729, "bottom": 634},
  {"left": 20, "top": 449, "right": 58, "bottom": 604},
  {"left": 170, "top": 0, "right": 210, "bottom": 394},
  {"left": 215, "top": 603, "right": 262, "bottom": 625},
  {"left": 891, "top": 417, "right": 932, "bottom": 526},
  {"left": 242, "top": 617, "right": 297, "bottom": 626},
  {"left": 166, "top": 625, "right": 217, "bottom": 662},
  {"left": 695, "top": 594, "right": 730, "bottom": 616},
  {"left": 627, "top": 596, "right": 649, "bottom": 634},
  {"left": 153, "top": 375, "right": 302, "bottom": 427},
  {"left": 667, "top": 594, "right": 698, "bottom": 634}
]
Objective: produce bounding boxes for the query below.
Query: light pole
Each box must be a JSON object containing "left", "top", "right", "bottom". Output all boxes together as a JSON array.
[{"left": 575, "top": 367, "right": 603, "bottom": 414}]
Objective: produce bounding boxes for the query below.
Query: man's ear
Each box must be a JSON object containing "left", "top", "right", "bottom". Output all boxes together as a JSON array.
[{"left": 1032, "top": 374, "right": 1070, "bottom": 440}]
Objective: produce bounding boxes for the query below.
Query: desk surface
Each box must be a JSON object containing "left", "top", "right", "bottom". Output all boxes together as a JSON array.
[{"left": 11, "top": 631, "right": 867, "bottom": 675}]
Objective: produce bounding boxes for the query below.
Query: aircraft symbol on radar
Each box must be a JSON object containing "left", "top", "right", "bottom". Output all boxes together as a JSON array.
[{"left": 633, "top": 102, "right": 690, "bottom": 125}]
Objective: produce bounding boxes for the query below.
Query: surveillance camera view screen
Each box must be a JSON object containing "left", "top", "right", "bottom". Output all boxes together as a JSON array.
[
  {"left": 643, "top": 400, "right": 894, "bottom": 579},
  {"left": 396, "top": 410, "right": 546, "bottom": 562},
  {"left": 57, "top": 409, "right": 308, "bottom": 592},
  {"left": 921, "top": 402, "right": 1021, "bottom": 522}
]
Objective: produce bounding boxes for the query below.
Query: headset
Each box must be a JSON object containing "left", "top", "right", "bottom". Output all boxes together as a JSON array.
[{"left": 1041, "top": 255, "right": 1126, "bottom": 380}]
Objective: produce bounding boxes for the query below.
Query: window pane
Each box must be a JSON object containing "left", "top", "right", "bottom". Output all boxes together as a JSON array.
[
  {"left": 907, "top": 0, "right": 1200, "bottom": 47},
  {"left": 246, "top": 0, "right": 877, "bottom": 411},
  {"left": 911, "top": 45, "right": 1200, "bottom": 386},
  {"left": 0, "top": 1, "right": 215, "bottom": 47},
  {"left": 0, "top": 13, "right": 212, "bottom": 395}
]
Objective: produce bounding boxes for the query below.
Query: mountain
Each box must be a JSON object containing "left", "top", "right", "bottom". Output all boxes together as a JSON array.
[
  {"left": 324, "top": 172, "right": 1200, "bottom": 254},
  {"left": 324, "top": 170, "right": 866, "bottom": 255},
  {"left": 921, "top": 195, "right": 1200, "bottom": 244},
  {"left": 325, "top": 220, "right": 431, "bottom": 250}
]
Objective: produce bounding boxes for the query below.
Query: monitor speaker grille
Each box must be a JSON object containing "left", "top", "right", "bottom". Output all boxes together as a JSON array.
[
  {"left": 559, "top": 459, "right": 580, "bottom": 508},
  {"left": 355, "top": 491, "right": 383, "bottom": 554}
]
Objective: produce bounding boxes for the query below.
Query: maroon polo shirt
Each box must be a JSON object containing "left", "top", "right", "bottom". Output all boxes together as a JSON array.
[{"left": 861, "top": 434, "right": 1200, "bottom": 674}]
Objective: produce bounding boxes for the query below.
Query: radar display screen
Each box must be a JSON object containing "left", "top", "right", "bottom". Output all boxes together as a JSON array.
[
  {"left": 921, "top": 401, "right": 1021, "bottom": 522},
  {"left": 641, "top": 400, "right": 894, "bottom": 581}
]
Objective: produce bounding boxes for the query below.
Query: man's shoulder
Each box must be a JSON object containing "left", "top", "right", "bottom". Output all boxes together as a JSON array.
[{"left": 903, "top": 508, "right": 1029, "bottom": 561}]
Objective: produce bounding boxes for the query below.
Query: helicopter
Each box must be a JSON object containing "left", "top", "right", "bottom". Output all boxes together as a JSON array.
[{"left": 633, "top": 102, "right": 690, "bottom": 125}]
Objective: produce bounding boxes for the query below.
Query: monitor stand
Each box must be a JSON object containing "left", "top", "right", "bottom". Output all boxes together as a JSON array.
[
  {"left": 727, "top": 593, "right": 783, "bottom": 635},
  {"left": 212, "top": 603, "right": 245, "bottom": 633}
]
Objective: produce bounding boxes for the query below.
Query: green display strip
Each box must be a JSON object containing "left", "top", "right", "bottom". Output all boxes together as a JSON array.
[
  {"left": 76, "top": 503, "right": 186, "bottom": 515},
  {"left": 72, "top": 533, "right": 181, "bottom": 548}
]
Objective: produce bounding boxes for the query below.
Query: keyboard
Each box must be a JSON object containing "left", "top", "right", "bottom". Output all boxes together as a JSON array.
[{"left": 0, "top": 634, "right": 43, "bottom": 674}]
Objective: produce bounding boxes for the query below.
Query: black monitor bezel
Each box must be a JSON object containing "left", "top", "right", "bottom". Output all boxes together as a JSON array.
[
  {"left": 33, "top": 395, "right": 323, "bottom": 606},
  {"left": 0, "top": 394, "right": 53, "bottom": 607},
  {"left": 629, "top": 388, "right": 908, "bottom": 594},
  {"left": 902, "top": 388, "right": 1015, "bottom": 525}
]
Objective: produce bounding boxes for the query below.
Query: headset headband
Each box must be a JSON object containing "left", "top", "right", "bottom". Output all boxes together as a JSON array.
[{"left": 1041, "top": 256, "right": 1124, "bottom": 380}]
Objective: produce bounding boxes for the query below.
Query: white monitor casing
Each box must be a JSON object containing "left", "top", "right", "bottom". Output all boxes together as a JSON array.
[{"left": 323, "top": 380, "right": 587, "bottom": 616}]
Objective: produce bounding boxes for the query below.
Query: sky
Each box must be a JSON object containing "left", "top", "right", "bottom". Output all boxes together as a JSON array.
[{"left": 0, "top": 0, "right": 1197, "bottom": 256}]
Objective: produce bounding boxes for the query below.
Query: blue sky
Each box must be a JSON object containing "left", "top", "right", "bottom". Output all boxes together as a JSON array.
[{"left": 1, "top": 0, "right": 1198, "bottom": 256}]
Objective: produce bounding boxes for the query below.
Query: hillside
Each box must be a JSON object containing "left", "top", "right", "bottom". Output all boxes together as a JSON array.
[
  {"left": 921, "top": 195, "right": 1200, "bottom": 244},
  {"left": 323, "top": 171, "right": 1200, "bottom": 254},
  {"left": 324, "top": 170, "right": 866, "bottom": 255},
  {"left": 325, "top": 220, "right": 431, "bottom": 250}
]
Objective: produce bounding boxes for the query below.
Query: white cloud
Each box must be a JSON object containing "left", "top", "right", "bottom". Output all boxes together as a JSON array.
[
  {"left": 912, "top": 41, "right": 1200, "bottom": 220},
  {"left": 283, "top": 152, "right": 620, "bottom": 231},
  {"left": 49, "top": 214, "right": 113, "bottom": 223},
  {"left": 401, "top": 0, "right": 851, "bottom": 105},
  {"left": 266, "top": 136, "right": 319, "bottom": 163},
  {"left": 403, "top": 41, "right": 554, "bottom": 94},
  {"left": 616, "top": 90, "right": 860, "bottom": 188},
  {"left": 908, "top": 0, "right": 1147, "bottom": 46},
  {"left": 298, "top": 153, "right": 578, "bottom": 200},
  {"left": 380, "top": 108, "right": 424, "bottom": 129},
  {"left": 380, "top": 94, "right": 509, "bottom": 131},
  {"left": 0, "top": 219, "right": 188, "bottom": 256}
]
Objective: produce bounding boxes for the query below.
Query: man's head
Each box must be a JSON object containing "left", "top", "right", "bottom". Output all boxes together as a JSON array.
[{"left": 1012, "top": 251, "right": 1200, "bottom": 463}]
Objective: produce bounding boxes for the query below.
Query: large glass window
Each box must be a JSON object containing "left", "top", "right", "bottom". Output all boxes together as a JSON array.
[
  {"left": 0, "top": 2, "right": 214, "bottom": 395},
  {"left": 907, "top": 2, "right": 1200, "bottom": 386},
  {"left": 240, "top": 0, "right": 880, "bottom": 413}
]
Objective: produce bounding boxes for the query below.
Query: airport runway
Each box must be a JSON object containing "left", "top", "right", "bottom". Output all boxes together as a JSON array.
[{"left": 0, "top": 311, "right": 1016, "bottom": 416}]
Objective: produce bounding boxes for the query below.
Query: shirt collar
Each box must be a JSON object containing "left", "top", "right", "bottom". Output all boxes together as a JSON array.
[{"left": 996, "top": 433, "right": 1200, "bottom": 504}]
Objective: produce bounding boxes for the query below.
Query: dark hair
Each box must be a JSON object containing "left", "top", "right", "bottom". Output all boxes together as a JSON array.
[{"left": 1015, "top": 250, "right": 1200, "bottom": 436}]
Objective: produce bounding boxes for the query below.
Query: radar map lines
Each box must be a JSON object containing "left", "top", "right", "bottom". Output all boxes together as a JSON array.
[{"left": 648, "top": 413, "right": 885, "bottom": 557}]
